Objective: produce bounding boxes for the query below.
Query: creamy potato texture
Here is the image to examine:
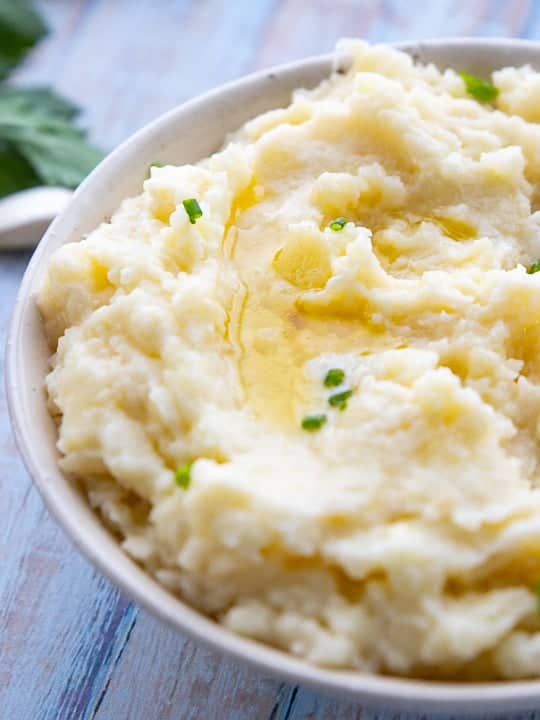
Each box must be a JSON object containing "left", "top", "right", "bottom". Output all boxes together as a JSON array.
[{"left": 39, "top": 42, "right": 540, "bottom": 679}]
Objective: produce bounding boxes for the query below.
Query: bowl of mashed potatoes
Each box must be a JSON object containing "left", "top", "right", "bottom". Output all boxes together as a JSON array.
[{"left": 9, "top": 37, "right": 540, "bottom": 714}]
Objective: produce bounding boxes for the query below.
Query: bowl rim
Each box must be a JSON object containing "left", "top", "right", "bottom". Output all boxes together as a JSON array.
[{"left": 8, "top": 36, "right": 540, "bottom": 713}]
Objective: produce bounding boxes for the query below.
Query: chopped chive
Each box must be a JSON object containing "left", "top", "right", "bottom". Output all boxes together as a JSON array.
[
  {"left": 174, "top": 462, "right": 192, "bottom": 489},
  {"left": 458, "top": 71, "right": 498, "bottom": 103},
  {"left": 328, "top": 389, "right": 353, "bottom": 411},
  {"left": 324, "top": 368, "right": 345, "bottom": 387},
  {"left": 301, "top": 414, "right": 327, "bottom": 431},
  {"left": 535, "top": 582, "right": 540, "bottom": 613},
  {"left": 528, "top": 260, "right": 540, "bottom": 274},
  {"left": 329, "top": 217, "right": 348, "bottom": 231},
  {"left": 147, "top": 161, "right": 166, "bottom": 178},
  {"left": 182, "top": 198, "right": 203, "bottom": 224}
]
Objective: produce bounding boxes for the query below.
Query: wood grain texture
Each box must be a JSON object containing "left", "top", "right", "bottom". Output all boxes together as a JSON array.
[
  {"left": 92, "top": 614, "right": 279, "bottom": 720},
  {"left": 4, "top": 1, "right": 540, "bottom": 718}
]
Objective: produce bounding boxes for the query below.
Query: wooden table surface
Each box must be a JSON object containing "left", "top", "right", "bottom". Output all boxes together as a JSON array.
[{"left": 4, "top": 2, "right": 540, "bottom": 718}]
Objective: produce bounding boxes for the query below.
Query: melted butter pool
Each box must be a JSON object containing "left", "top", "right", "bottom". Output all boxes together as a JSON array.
[{"left": 225, "top": 187, "right": 397, "bottom": 430}]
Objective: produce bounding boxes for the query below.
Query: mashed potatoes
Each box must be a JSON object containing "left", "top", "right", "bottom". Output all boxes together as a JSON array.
[{"left": 38, "top": 41, "right": 540, "bottom": 679}]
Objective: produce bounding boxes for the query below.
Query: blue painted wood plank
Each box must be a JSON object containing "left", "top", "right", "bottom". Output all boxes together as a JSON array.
[
  {"left": 0, "top": 451, "right": 138, "bottom": 718},
  {"left": 25, "top": 0, "right": 279, "bottom": 149},
  {"left": 0, "top": 251, "right": 133, "bottom": 719},
  {"left": 12, "top": 0, "right": 95, "bottom": 85},
  {"left": 523, "top": 0, "right": 540, "bottom": 38},
  {"left": 0, "top": 251, "right": 137, "bottom": 720},
  {"left": 253, "top": 0, "right": 539, "bottom": 72},
  {"left": 92, "top": 613, "right": 279, "bottom": 720},
  {"left": 282, "top": 681, "right": 540, "bottom": 720}
]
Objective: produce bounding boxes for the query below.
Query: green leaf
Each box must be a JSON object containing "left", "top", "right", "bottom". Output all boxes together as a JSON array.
[
  {"left": 2, "top": 123, "right": 104, "bottom": 187},
  {"left": 0, "top": 85, "right": 80, "bottom": 120},
  {"left": 0, "top": 140, "right": 39, "bottom": 197},
  {"left": 0, "top": 2, "right": 103, "bottom": 196},
  {"left": 0, "top": 86, "right": 104, "bottom": 190},
  {"left": 0, "top": 0, "right": 47, "bottom": 79},
  {"left": 458, "top": 71, "right": 499, "bottom": 103},
  {"left": 0, "top": 88, "right": 83, "bottom": 133}
]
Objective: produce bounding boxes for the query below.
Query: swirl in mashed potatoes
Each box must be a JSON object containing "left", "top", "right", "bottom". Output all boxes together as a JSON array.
[{"left": 38, "top": 41, "right": 540, "bottom": 679}]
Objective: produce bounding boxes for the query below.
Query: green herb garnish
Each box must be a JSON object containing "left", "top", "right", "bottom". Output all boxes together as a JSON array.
[
  {"left": 528, "top": 260, "right": 540, "bottom": 274},
  {"left": 147, "top": 161, "right": 166, "bottom": 178},
  {"left": 182, "top": 197, "right": 203, "bottom": 224},
  {"left": 174, "top": 462, "right": 192, "bottom": 489},
  {"left": 324, "top": 368, "right": 345, "bottom": 387},
  {"left": 0, "top": 0, "right": 46, "bottom": 80},
  {"left": 0, "top": 1, "right": 104, "bottom": 198},
  {"left": 329, "top": 217, "right": 348, "bottom": 231},
  {"left": 328, "top": 389, "right": 353, "bottom": 411},
  {"left": 458, "top": 71, "right": 498, "bottom": 103},
  {"left": 301, "top": 414, "right": 327, "bottom": 431},
  {"left": 535, "top": 582, "right": 540, "bottom": 613}
]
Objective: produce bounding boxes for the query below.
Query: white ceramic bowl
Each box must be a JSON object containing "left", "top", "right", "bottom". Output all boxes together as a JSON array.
[{"left": 7, "top": 38, "right": 540, "bottom": 716}]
